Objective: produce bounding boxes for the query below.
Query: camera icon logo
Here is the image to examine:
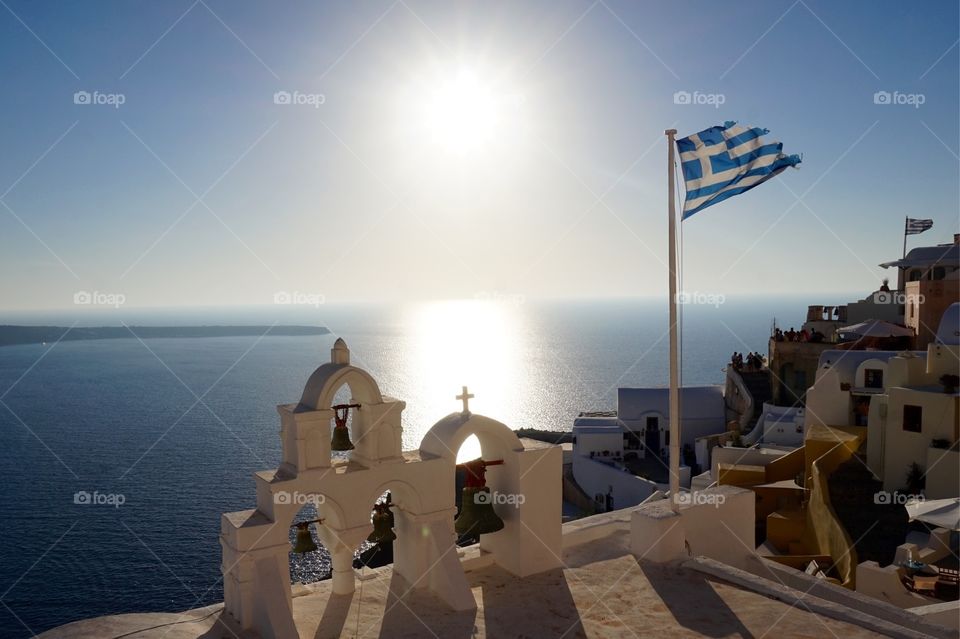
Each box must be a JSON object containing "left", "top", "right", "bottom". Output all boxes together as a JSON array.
[
  {"left": 74, "top": 491, "right": 92, "bottom": 504},
  {"left": 874, "top": 491, "right": 891, "bottom": 504},
  {"left": 73, "top": 291, "right": 92, "bottom": 305},
  {"left": 275, "top": 491, "right": 292, "bottom": 504},
  {"left": 673, "top": 90, "right": 691, "bottom": 105},
  {"left": 873, "top": 91, "right": 892, "bottom": 105},
  {"left": 273, "top": 91, "right": 292, "bottom": 105},
  {"left": 73, "top": 91, "right": 91, "bottom": 105},
  {"left": 473, "top": 490, "right": 491, "bottom": 505}
]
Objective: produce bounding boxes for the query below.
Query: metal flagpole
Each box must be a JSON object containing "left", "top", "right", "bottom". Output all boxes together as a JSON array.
[
  {"left": 903, "top": 216, "right": 908, "bottom": 259},
  {"left": 665, "top": 128, "right": 680, "bottom": 513},
  {"left": 901, "top": 216, "right": 908, "bottom": 291}
]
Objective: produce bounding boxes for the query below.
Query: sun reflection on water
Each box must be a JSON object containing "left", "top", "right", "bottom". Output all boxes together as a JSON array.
[{"left": 403, "top": 299, "right": 525, "bottom": 461}]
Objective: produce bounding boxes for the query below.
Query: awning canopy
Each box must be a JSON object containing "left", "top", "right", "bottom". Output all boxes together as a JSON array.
[
  {"left": 905, "top": 498, "right": 960, "bottom": 531},
  {"left": 837, "top": 320, "right": 914, "bottom": 338},
  {"left": 880, "top": 243, "right": 959, "bottom": 269}
]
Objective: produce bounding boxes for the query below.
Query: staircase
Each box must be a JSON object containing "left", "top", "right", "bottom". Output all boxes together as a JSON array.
[
  {"left": 731, "top": 369, "right": 773, "bottom": 434},
  {"left": 827, "top": 457, "right": 908, "bottom": 567}
]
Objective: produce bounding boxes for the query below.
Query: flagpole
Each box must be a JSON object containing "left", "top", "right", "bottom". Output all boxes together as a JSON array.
[
  {"left": 665, "top": 128, "right": 681, "bottom": 513},
  {"left": 901, "top": 216, "right": 908, "bottom": 291},
  {"left": 903, "top": 216, "right": 908, "bottom": 260}
]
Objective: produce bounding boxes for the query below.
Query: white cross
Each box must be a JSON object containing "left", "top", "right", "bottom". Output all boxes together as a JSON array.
[{"left": 456, "top": 386, "right": 474, "bottom": 414}]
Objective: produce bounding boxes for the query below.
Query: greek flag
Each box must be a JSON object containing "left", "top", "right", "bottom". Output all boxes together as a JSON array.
[
  {"left": 678, "top": 121, "right": 801, "bottom": 219},
  {"left": 905, "top": 218, "right": 933, "bottom": 235}
]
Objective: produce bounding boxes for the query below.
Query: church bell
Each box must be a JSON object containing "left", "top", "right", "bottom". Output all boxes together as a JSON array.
[
  {"left": 291, "top": 521, "right": 319, "bottom": 554},
  {"left": 367, "top": 503, "right": 397, "bottom": 543},
  {"left": 330, "top": 403, "right": 359, "bottom": 451},
  {"left": 455, "top": 486, "right": 504, "bottom": 537},
  {"left": 330, "top": 425, "right": 354, "bottom": 451}
]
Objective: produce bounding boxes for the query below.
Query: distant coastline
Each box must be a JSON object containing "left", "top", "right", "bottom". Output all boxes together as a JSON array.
[{"left": 0, "top": 325, "right": 330, "bottom": 347}]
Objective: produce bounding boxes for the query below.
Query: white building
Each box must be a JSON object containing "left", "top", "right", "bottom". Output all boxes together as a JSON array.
[
  {"left": 617, "top": 386, "right": 727, "bottom": 458},
  {"left": 804, "top": 305, "right": 960, "bottom": 497},
  {"left": 571, "top": 386, "right": 727, "bottom": 511}
]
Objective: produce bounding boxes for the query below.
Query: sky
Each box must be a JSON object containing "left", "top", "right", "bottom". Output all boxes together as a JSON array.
[{"left": 0, "top": 0, "right": 958, "bottom": 310}]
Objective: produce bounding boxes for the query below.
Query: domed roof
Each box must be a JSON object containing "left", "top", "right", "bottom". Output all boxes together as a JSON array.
[{"left": 936, "top": 303, "right": 960, "bottom": 345}]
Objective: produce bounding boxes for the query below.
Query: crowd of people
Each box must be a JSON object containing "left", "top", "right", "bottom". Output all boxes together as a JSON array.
[
  {"left": 773, "top": 326, "right": 826, "bottom": 343},
  {"left": 730, "top": 351, "right": 765, "bottom": 371}
]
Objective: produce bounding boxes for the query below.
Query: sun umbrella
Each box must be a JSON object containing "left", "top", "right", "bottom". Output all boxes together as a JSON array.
[
  {"left": 838, "top": 320, "right": 915, "bottom": 338},
  {"left": 905, "top": 497, "right": 960, "bottom": 531}
]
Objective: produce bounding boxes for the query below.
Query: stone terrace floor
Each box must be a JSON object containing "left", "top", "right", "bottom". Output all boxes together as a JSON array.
[{"left": 41, "top": 528, "right": 887, "bottom": 639}]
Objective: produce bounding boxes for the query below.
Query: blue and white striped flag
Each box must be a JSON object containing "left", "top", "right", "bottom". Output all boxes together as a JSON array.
[
  {"left": 905, "top": 218, "right": 933, "bottom": 235},
  {"left": 677, "top": 121, "right": 801, "bottom": 219}
]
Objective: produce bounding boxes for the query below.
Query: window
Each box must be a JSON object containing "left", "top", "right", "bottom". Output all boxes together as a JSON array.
[
  {"left": 908, "top": 270, "right": 921, "bottom": 282},
  {"left": 864, "top": 368, "right": 884, "bottom": 389},
  {"left": 903, "top": 405, "right": 922, "bottom": 433},
  {"left": 665, "top": 431, "right": 670, "bottom": 446},
  {"left": 854, "top": 396, "right": 871, "bottom": 426},
  {"left": 933, "top": 267, "right": 945, "bottom": 280}
]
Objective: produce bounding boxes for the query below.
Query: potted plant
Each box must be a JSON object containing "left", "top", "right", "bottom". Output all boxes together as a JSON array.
[
  {"left": 940, "top": 374, "right": 959, "bottom": 394},
  {"left": 904, "top": 462, "right": 925, "bottom": 494}
]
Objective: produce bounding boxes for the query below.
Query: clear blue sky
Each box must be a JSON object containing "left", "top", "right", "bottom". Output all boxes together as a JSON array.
[{"left": 1, "top": 0, "right": 957, "bottom": 309}]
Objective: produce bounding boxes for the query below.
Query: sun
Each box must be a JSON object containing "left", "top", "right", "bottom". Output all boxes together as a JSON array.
[{"left": 421, "top": 68, "right": 506, "bottom": 155}]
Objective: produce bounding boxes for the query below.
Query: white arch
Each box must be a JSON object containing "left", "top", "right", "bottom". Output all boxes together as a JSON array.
[
  {"left": 299, "top": 363, "right": 384, "bottom": 410},
  {"left": 419, "top": 412, "right": 524, "bottom": 462}
]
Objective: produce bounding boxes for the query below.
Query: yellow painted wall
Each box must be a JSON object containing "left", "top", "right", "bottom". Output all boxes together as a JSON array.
[
  {"left": 801, "top": 424, "right": 863, "bottom": 588},
  {"left": 764, "top": 446, "right": 805, "bottom": 483},
  {"left": 717, "top": 463, "right": 766, "bottom": 487}
]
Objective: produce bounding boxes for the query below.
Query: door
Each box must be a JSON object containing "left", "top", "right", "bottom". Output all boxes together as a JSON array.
[{"left": 645, "top": 417, "right": 660, "bottom": 456}]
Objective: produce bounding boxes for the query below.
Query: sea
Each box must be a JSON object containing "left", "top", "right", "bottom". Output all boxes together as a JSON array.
[{"left": 0, "top": 296, "right": 832, "bottom": 636}]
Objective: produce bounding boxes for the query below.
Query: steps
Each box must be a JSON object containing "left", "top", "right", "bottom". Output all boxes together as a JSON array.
[
  {"left": 733, "top": 369, "right": 773, "bottom": 433},
  {"left": 827, "top": 458, "right": 909, "bottom": 567}
]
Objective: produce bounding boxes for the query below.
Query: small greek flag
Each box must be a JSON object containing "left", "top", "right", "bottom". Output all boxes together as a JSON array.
[
  {"left": 905, "top": 218, "right": 933, "bottom": 235},
  {"left": 678, "top": 121, "right": 801, "bottom": 219}
]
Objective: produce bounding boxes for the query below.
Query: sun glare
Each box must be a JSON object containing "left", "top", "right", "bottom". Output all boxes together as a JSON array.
[
  {"left": 412, "top": 66, "right": 522, "bottom": 156},
  {"left": 423, "top": 69, "right": 498, "bottom": 153}
]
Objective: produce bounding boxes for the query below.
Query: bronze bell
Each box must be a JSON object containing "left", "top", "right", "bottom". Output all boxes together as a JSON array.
[
  {"left": 455, "top": 486, "right": 504, "bottom": 537},
  {"left": 367, "top": 504, "right": 397, "bottom": 543},
  {"left": 330, "top": 425, "right": 354, "bottom": 451},
  {"left": 291, "top": 522, "right": 319, "bottom": 554},
  {"left": 330, "top": 403, "right": 359, "bottom": 451}
]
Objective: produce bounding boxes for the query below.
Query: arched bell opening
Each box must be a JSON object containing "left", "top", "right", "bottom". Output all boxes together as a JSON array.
[
  {"left": 453, "top": 433, "right": 509, "bottom": 544},
  {"left": 352, "top": 491, "right": 396, "bottom": 570},
  {"left": 352, "top": 479, "right": 422, "bottom": 572},
  {"left": 287, "top": 499, "right": 332, "bottom": 586},
  {"left": 328, "top": 385, "right": 359, "bottom": 458}
]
